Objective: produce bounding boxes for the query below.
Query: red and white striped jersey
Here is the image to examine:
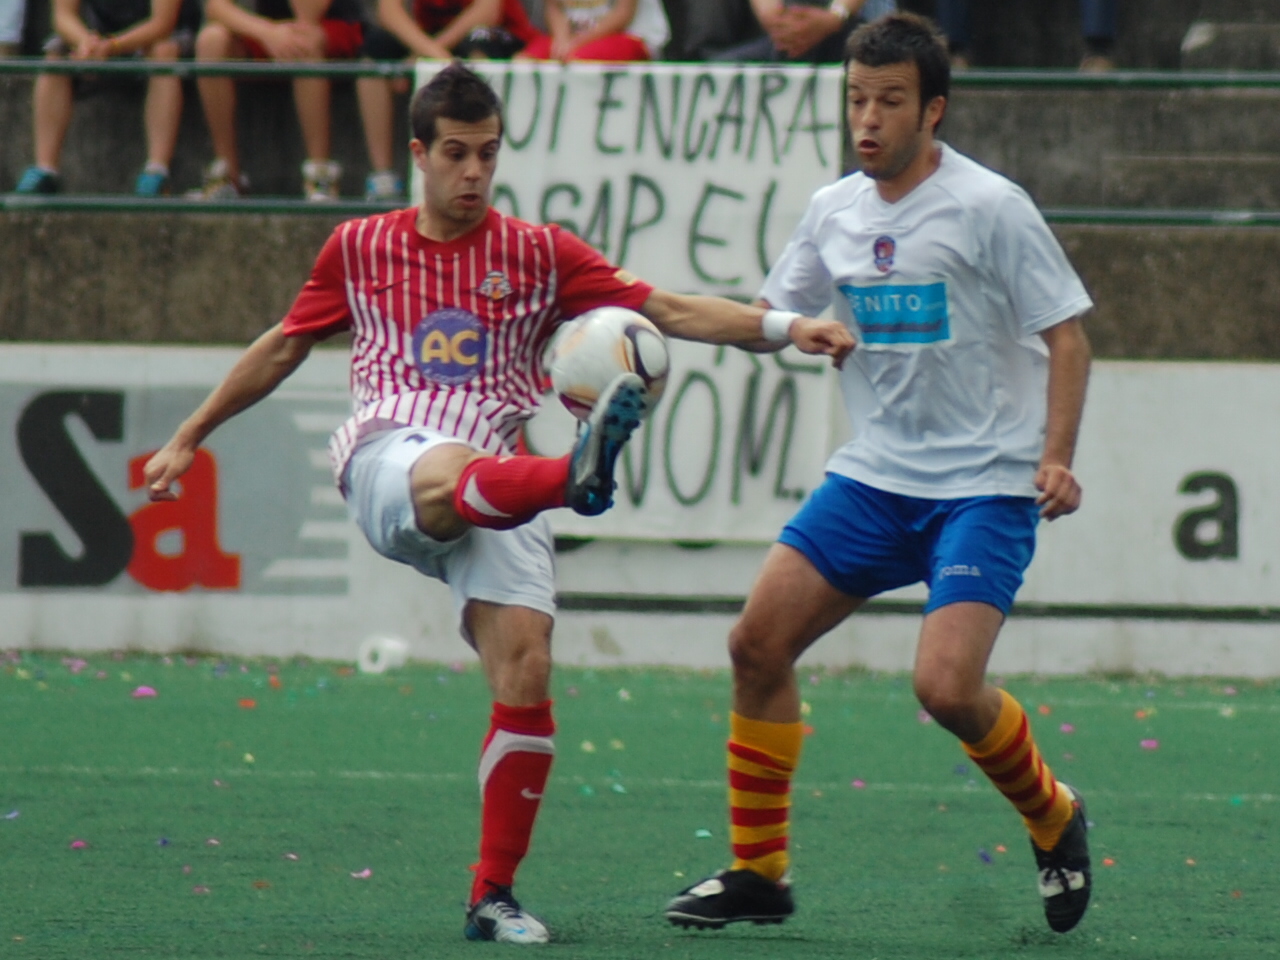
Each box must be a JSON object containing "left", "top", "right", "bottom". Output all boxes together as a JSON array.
[{"left": 281, "top": 206, "right": 653, "bottom": 486}]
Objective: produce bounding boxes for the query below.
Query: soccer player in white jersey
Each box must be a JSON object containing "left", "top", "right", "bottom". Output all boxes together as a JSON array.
[
  {"left": 143, "top": 63, "right": 853, "bottom": 945},
  {"left": 666, "top": 13, "right": 1096, "bottom": 936}
]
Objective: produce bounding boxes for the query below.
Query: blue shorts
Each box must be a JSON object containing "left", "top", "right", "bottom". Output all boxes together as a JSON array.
[{"left": 778, "top": 474, "right": 1040, "bottom": 614}]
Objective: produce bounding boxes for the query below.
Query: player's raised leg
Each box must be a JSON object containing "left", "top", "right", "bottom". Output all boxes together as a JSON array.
[
  {"left": 409, "top": 374, "right": 648, "bottom": 538},
  {"left": 666, "top": 544, "right": 860, "bottom": 929},
  {"left": 915, "top": 603, "right": 1091, "bottom": 933},
  {"left": 462, "top": 600, "right": 556, "bottom": 944}
]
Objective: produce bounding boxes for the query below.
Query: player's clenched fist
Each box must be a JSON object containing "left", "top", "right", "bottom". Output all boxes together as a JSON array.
[
  {"left": 143, "top": 443, "right": 197, "bottom": 501},
  {"left": 1034, "top": 462, "right": 1082, "bottom": 520},
  {"left": 790, "top": 317, "right": 856, "bottom": 367}
]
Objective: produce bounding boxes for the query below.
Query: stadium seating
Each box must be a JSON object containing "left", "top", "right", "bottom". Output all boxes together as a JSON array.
[{"left": 5, "top": 0, "right": 1280, "bottom": 361}]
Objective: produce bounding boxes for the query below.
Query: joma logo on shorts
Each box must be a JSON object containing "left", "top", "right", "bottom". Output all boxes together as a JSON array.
[{"left": 939, "top": 564, "right": 982, "bottom": 578}]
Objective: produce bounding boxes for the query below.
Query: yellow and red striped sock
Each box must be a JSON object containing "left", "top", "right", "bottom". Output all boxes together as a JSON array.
[
  {"left": 964, "top": 689, "right": 1075, "bottom": 851},
  {"left": 727, "top": 713, "right": 803, "bottom": 882}
]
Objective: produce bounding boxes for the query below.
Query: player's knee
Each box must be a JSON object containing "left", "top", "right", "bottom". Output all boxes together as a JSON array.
[
  {"left": 913, "top": 673, "right": 980, "bottom": 731},
  {"left": 728, "top": 619, "right": 786, "bottom": 684}
]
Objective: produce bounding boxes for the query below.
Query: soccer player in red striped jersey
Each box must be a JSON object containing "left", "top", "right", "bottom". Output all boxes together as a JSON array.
[{"left": 143, "top": 62, "right": 853, "bottom": 945}]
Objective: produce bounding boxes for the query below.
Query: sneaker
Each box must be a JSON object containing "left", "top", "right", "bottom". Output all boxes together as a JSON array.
[
  {"left": 15, "top": 166, "right": 60, "bottom": 194},
  {"left": 365, "top": 169, "right": 404, "bottom": 202},
  {"left": 185, "top": 159, "right": 248, "bottom": 201},
  {"left": 463, "top": 886, "right": 550, "bottom": 944},
  {"left": 666, "top": 869, "right": 795, "bottom": 930},
  {"left": 134, "top": 168, "right": 170, "bottom": 197},
  {"left": 1033, "top": 783, "right": 1092, "bottom": 933},
  {"left": 302, "top": 159, "right": 341, "bottom": 202},
  {"left": 564, "top": 372, "right": 646, "bottom": 517}
]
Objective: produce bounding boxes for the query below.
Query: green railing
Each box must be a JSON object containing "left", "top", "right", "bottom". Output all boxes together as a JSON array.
[{"left": 6, "top": 194, "right": 1280, "bottom": 227}]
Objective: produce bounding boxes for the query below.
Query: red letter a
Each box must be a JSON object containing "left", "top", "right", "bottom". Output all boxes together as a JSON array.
[{"left": 127, "top": 449, "right": 241, "bottom": 591}]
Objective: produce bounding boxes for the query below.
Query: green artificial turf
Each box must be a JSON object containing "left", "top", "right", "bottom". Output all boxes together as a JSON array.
[{"left": 0, "top": 652, "right": 1275, "bottom": 958}]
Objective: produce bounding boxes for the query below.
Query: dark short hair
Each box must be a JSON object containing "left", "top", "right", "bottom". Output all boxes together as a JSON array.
[
  {"left": 844, "top": 13, "right": 950, "bottom": 126},
  {"left": 410, "top": 61, "right": 505, "bottom": 147}
]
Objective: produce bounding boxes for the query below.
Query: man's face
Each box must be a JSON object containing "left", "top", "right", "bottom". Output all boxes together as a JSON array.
[
  {"left": 412, "top": 114, "right": 502, "bottom": 227},
  {"left": 846, "top": 60, "right": 942, "bottom": 183}
]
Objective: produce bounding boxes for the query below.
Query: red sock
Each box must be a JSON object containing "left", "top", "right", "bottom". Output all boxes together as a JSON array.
[
  {"left": 453, "top": 456, "right": 570, "bottom": 530},
  {"left": 471, "top": 700, "right": 555, "bottom": 904}
]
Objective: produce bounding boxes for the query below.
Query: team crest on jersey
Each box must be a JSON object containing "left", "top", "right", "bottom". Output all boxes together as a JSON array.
[
  {"left": 412, "top": 307, "right": 487, "bottom": 385},
  {"left": 476, "top": 270, "right": 513, "bottom": 301},
  {"left": 873, "top": 236, "right": 896, "bottom": 274}
]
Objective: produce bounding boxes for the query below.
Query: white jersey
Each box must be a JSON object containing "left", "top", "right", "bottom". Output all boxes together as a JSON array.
[
  {"left": 762, "top": 144, "right": 1093, "bottom": 500},
  {"left": 560, "top": 0, "right": 670, "bottom": 55}
]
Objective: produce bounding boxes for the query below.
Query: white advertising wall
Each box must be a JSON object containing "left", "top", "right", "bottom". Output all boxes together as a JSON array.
[{"left": 2, "top": 346, "right": 1279, "bottom": 676}]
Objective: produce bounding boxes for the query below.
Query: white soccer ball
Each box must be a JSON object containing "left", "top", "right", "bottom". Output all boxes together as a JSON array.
[{"left": 549, "top": 306, "right": 670, "bottom": 421}]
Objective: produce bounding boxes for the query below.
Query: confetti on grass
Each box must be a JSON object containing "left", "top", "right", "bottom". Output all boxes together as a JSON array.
[
  {"left": 69, "top": 840, "right": 87, "bottom": 849},
  {"left": 1060, "top": 723, "right": 1075, "bottom": 733},
  {"left": 4, "top": 810, "right": 18, "bottom": 820},
  {"left": 1140, "top": 739, "right": 1159, "bottom": 750},
  {"left": 350, "top": 868, "right": 372, "bottom": 879},
  {"left": 131, "top": 686, "right": 157, "bottom": 698},
  {"left": 851, "top": 779, "right": 867, "bottom": 789}
]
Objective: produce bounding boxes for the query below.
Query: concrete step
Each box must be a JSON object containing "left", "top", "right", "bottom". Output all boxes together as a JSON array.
[
  {"left": 3, "top": 206, "right": 1280, "bottom": 361},
  {"left": 1182, "top": 22, "right": 1280, "bottom": 70},
  {"left": 942, "top": 84, "right": 1280, "bottom": 208},
  {"left": 0, "top": 75, "right": 409, "bottom": 200},
  {"left": 7, "top": 74, "right": 1280, "bottom": 209}
]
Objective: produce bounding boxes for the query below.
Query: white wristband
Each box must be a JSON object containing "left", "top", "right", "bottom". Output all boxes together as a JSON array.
[{"left": 761, "top": 309, "right": 800, "bottom": 343}]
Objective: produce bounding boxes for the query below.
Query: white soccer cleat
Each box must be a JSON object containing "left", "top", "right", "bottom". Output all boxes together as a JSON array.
[{"left": 464, "top": 886, "right": 550, "bottom": 944}]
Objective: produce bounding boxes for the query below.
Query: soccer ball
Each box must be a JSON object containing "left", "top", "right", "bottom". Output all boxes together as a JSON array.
[{"left": 548, "top": 306, "right": 670, "bottom": 421}]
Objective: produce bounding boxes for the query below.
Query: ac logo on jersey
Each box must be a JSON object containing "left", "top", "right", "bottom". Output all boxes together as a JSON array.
[
  {"left": 476, "top": 270, "right": 513, "bottom": 301},
  {"left": 412, "top": 308, "right": 487, "bottom": 385},
  {"left": 873, "top": 236, "right": 896, "bottom": 274}
]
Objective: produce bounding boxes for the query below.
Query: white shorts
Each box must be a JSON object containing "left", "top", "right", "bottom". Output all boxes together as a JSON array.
[{"left": 342, "top": 427, "right": 557, "bottom": 631}]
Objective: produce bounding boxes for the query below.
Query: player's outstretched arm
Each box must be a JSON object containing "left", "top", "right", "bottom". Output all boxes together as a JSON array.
[
  {"left": 1035, "top": 316, "right": 1091, "bottom": 520},
  {"left": 144, "top": 323, "right": 318, "bottom": 501},
  {"left": 640, "top": 289, "right": 854, "bottom": 367}
]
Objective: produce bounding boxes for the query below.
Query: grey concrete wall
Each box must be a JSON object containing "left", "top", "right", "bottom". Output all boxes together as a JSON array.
[
  {"left": 942, "top": 85, "right": 1280, "bottom": 209},
  {"left": 3, "top": 210, "right": 1280, "bottom": 360}
]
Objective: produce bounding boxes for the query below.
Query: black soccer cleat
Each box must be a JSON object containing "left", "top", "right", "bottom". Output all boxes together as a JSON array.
[
  {"left": 564, "top": 372, "right": 646, "bottom": 517},
  {"left": 665, "top": 869, "right": 795, "bottom": 930},
  {"left": 1032, "top": 783, "right": 1092, "bottom": 933}
]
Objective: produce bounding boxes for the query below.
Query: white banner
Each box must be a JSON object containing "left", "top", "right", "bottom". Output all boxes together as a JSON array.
[
  {"left": 409, "top": 60, "right": 846, "bottom": 538},
  {"left": 411, "top": 61, "right": 845, "bottom": 299}
]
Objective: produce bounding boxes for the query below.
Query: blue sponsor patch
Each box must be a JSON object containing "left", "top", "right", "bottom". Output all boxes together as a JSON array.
[
  {"left": 411, "top": 308, "right": 487, "bottom": 385},
  {"left": 838, "top": 282, "right": 950, "bottom": 345}
]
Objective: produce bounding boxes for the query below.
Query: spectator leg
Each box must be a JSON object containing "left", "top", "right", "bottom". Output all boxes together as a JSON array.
[
  {"left": 294, "top": 76, "right": 333, "bottom": 160},
  {"left": 934, "top": 0, "right": 971, "bottom": 55},
  {"left": 33, "top": 56, "right": 74, "bottom": 171},
  {"left": 1080, "top": 0, "right": 1116, "bottom": 51},
  {"left": 195, "top": 23, "right": 243, "bottom": 178},
  {"left": 143, "top": 38, "right": 183, "bottom": 168},
  {"left": 292, "top": 23, "right": 331, "bottom": 160},
  {"left": 356, "top": 75, "right": 395, "bottom": 172}
]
